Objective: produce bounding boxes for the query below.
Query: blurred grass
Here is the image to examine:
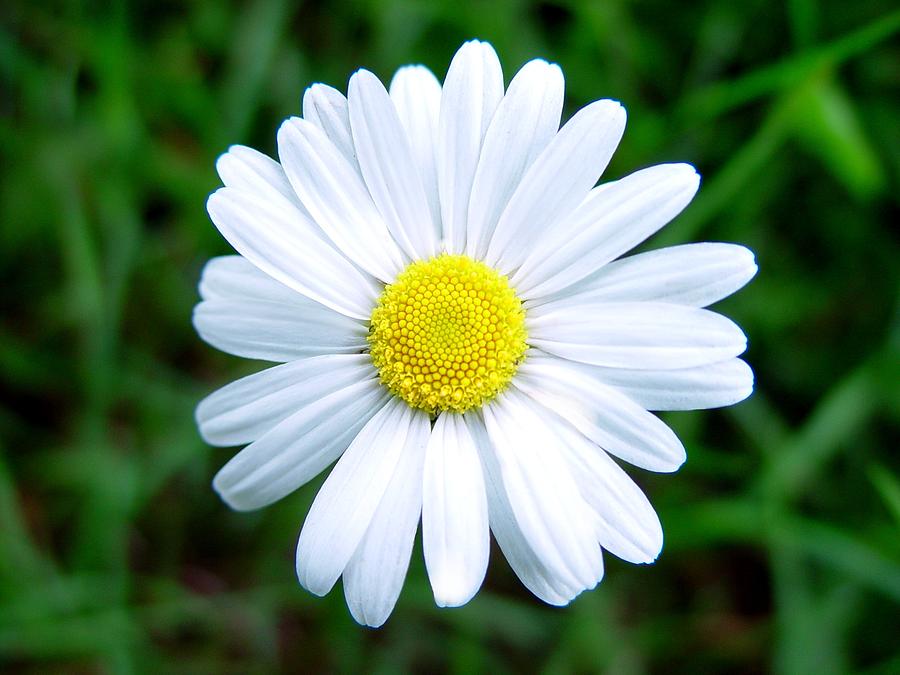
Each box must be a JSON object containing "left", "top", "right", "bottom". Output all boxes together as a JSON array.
[{"left": 1, "top": 0, "right": 899, "bottom": 673}]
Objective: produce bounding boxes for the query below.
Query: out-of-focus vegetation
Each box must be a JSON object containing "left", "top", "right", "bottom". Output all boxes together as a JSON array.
[{"left": 2, "top": 1, "right": 899, "bottom": 673}]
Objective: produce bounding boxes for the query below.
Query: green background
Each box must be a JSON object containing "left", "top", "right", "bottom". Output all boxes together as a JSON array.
[{"left": 2, "top": 0, "right": 899, "bottom": 673}]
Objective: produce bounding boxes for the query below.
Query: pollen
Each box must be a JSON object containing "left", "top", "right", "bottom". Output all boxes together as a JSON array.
[{"left": 368, "top": 254, "right": 527, "bottom": 414}]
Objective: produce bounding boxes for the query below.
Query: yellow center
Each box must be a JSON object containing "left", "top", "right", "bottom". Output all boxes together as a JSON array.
[{"left": 368, "top": 254, "right": 527, "bottom": 414}]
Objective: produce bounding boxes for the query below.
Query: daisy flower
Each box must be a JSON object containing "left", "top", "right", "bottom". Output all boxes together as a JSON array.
[{"left": 194, "top": 39, "right": 757, "bottom": 627}]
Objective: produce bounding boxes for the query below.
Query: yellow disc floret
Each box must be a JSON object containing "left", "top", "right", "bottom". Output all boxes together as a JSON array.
[{"left": 368, "top": 254, "right": 527, "bottom": 414}]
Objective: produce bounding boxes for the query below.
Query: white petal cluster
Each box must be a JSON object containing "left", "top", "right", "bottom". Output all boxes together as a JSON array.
[{"left": 194, "top": 39, "right": 757, "bottom": 627}]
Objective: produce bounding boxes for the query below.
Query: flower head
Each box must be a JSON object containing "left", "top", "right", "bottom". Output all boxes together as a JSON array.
[
  {"left": 194, "top": 39, "right": 757, "bottom": 627},
  {"left": 368, "top": 254, "right": 527, "bottom": 413}
]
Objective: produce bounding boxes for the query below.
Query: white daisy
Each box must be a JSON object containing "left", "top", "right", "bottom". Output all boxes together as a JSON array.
[{"left": 194, "top": 39, "right": 757, "bottom": 627}]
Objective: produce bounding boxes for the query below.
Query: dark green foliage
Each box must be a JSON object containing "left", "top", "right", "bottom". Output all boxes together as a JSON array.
[{"left": 1, "top": 1, "right": 898, "bottom": 672}]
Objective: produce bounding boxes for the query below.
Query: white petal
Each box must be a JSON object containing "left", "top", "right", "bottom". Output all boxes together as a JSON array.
[
  {"left": 480, "top": 390, "right": 605, "bottom": 603},
  {"left": 212, "top": 378, "right": 388, "bottom": 511},
  {"left": 206, "top": 188, "right": 380, "bottom": 320},
  {"left": 483, "top": 99, "right": 626, "bottom": 273},
  {"left": 437, "top": 39, "right": 504, "bottom": 254},
  {"left": 295, "top": 398, "right": 417, "bottom": 596},
  {"left": 277, "top": 117, "right": 407, "bottom": 283},
  {"left": 513, "top": 164, "right": 701, "bottom": 299},
  {"left": 302, "top": 84, "right": 358, "bottom": 171},
  {"left": 422, "top": 413, "right": 490, "bottom": 608},
  {"left": 348, "top": 69, "right": 439, "bottom": 260},
  {"left": 193, "top": 296, "right": 368, "bottom": 362},
  {"left": 195, "top": 256, "right": 366, "bottom": 362},
  {"left": 216, "top": 145, "right": 306, "bottom": 209},
  {"left": 515, "top": 357, "right": 686, "bottom": 472},
  {"left": 528, "top": 243, "right": 758, "bottom": 310},
  {"left": 532, "top": 353, "right": 755, "bottom": 411},
  {"left": 464, "top": 413, "right": 577, "bottom": 605},
  {"left": 527, "top": 301, "right": 747, "bottom": 370},
  {"left": 550, "top": 417, "right": 663, "bottom": 564},
  {"left": 198, "top": 255, "right": 307, "bottom": 304},
  {"left": 389, "top": 65, "right": 442, "bottom": 243},
  {"left": 196, "top": 354, "right": 376, "bottom": 447},
  {"left": 466, "top": 59, "right": 564, "bottom": 259},
  {"left": 343, "top": 408, "right": 430, "bottom": 627}
]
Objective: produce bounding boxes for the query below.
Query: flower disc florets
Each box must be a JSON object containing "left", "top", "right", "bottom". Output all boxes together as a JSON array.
[{"left": 368, "top": 254, "right": 527, "bottom": 414}]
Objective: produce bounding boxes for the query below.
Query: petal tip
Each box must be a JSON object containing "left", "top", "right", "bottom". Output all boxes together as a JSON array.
[
  {"left": 294, "top": 556, "right": 333, "bottom": 598},
  {"left": 669, "top": 163, "right": 701, "bottom": 190},
  {"left": 277, "top": 115, "right": 306, "bottom": 139},
  {"left": 608, "top": 98, "right": 627, "bottom": 117},
  {"left": 211, "top": 470, "right": 259, "bottom": 513},
  {"left": 587, "top": 98, "right": 627, "bottom": 130},
  {"left": 432, "top": 582, "right": 478, "bottom": 608},
  {"left": 743, "top": 248, "right": 759, "bottom": 281},
  {"left": 455, "top": 38, "right": 498, "bottom": 63},
  {"left": 349, "top": 606, "right": 389, "bottom": 629},
  {"left": 735, "top": 360, "right": 755, "bottom": 403},
  {"left": 637, "top": 544, "right": 663, "bottom": 565},
  {"left": 671, "top": 452, "right": 688, "bottom": 473},
  {"left": 214, "top": 148, "right": 239, "bottom": 182},
  {"left": 656, "top": 445, "right": 687, "bottom": 474},
  {"left": 205, "top": 186, "right": 227, "bottom": 212},
  {"left": 348, "top": 67, "right": 378, "bottom": 87}
]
